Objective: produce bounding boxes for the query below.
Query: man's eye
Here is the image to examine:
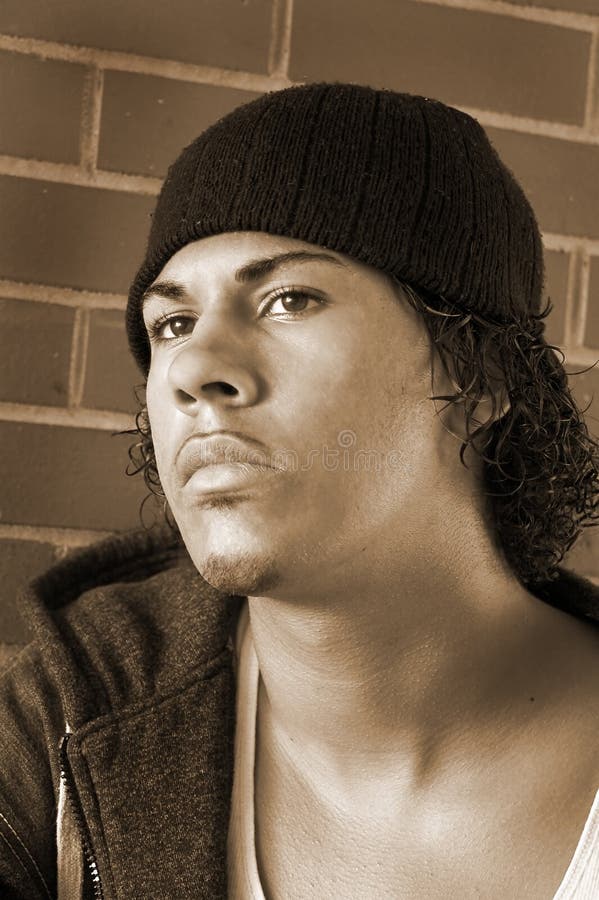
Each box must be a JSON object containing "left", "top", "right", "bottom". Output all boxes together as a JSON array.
[
  {"left": 264, "top": 290, "right": 323, "bottom": 317},
  {"left": 147, "top": 315, "right": 195, "bottom": 341}
]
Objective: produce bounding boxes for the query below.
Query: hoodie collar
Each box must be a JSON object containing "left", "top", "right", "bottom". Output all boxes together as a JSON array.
[
  {"left": 18, "top": 524, "right": 243, "bottom": 731},
  {"left": 17, "top": 524, "right": 599, "bottom": 730}
]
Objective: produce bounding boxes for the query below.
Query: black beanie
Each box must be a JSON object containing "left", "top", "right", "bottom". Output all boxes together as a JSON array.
[{"left": 126, "top": 82, "right": 544, "bottom": 374}]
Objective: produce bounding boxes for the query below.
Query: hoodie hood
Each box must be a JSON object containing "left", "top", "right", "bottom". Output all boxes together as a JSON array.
[
  {"left": 16, "top": 523, "right": 599, "bottom": 734},
  {"left": 12, "top": 525, "right": 244, "bottom": 900},
  {"left": 18, "top": 524, "right": 243, "bottom": 733},
  {"left": 8, "top": 526, "right": 599, "bottom": 900}
]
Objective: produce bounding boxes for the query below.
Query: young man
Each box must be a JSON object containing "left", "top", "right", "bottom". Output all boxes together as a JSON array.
[{"left": 1, "top": 83, "right": 599, "bottom": 899}]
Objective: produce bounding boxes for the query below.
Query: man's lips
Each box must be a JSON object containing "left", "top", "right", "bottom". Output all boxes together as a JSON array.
[{"left": 175, "top": 431, "right": 282, "bottom": 489}]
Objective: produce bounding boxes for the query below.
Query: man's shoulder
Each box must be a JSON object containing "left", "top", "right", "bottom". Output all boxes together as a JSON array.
[
  {"left": 23, "top": 524, "right": 190, "bottom": 610},
  {"left": 15, "top": 526, "right": 243, "bottom": 724},
  {"left": 19, "top": 524, "right": 236, "bottom": 630}
]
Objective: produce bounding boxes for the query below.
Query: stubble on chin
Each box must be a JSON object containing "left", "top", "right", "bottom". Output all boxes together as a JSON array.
[{"left": 199, "top": 551, "right": 281, "bottom": 596}]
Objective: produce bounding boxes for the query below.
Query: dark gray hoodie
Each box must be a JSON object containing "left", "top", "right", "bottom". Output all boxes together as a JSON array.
[{"left": 0, "top": 526, "right": 597, "bottom": 899}]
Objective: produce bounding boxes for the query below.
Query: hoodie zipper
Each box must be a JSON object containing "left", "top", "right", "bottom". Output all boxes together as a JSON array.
[{"left": 59, "top": 733, "right": 105, "bottom": 900}]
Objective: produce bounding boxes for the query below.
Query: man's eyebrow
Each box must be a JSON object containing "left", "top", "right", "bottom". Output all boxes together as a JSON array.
[
  {"left": 141, "top": 250, "right": 347, "bottom": 308},
  {"left": 234, "top": 250, "right": 347, "bottom": 283},
  {"left": 141, "top": 280, "right": 188, "bottom": 309}
]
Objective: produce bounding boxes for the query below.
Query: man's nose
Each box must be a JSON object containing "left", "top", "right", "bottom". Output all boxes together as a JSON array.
[{"left": 166, "top": 318, "right": 261, "bottom": 414}]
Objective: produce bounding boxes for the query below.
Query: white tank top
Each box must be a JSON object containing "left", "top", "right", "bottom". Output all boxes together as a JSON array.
[{"left": 227, "top": 602, "right": 599, "bottom": 899}]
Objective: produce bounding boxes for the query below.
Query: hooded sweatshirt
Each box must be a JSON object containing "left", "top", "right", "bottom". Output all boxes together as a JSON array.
[{"left": 0, "top": 525, "right": 598, "bottom": 899}]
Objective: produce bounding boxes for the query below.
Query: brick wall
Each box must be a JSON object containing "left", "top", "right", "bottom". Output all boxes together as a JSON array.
[{"left": 1, "top": 0, "right": 598, "bottom": 653}]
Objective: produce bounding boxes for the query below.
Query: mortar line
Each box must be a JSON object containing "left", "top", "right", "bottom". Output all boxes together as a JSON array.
[
  {"left": 584, "top": 28, "right": 599, "bottom": 133},
  {"left": 67, "top": 307, "right": 91, "bottom": 407},
  {"left": 0, "top": 33, "right": 291, "bottom": 90},
  {"left": 457, "top": 106, "right": 599, "bottom": 145},
  {"left": 0, "top": 154, "right": 161, "bottom": 194},
  {"left": 0, "top": 523, "right": 114, "bottom": 546},
  {"left": 414, "top": 0, "right": 598, "bottom": 32},
  {"left": 542, "top": 234, "right": 599, "bottom": 253},
  {"left": 80, "top": 67, "right": 104, "bottom": 174},
  {"left": 0, "top": 401, "right": 134, "bottom": 431},
  {"left": 563, "top": 245, "right": 583, "bottom": 349},
  {"left": 0, "top": 280, "right": 127, "bottom": 309},
  {"left": 267, "top": 0, "right": 294, "bottom": 78},
  {"left": 574, "top": 251, "right": 592, "bottom": 348}
]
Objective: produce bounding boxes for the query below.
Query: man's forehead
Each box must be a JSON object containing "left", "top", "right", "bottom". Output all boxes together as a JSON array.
[
  {"left": 142, "top": 232, "right": 350, "bottom": 305},
  {"left": 157, "top": 231, "right": 348, "bottom": 270}
]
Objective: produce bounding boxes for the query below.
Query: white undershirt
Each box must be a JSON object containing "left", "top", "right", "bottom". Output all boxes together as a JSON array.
[
  {"left": 226, "top": 600, "right": 599, "bottom": 899},
  {"left": 228, "top": 601, "right": 266, "bottom": 899}
]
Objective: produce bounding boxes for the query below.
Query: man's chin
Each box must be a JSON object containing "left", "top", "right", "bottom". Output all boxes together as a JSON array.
[{"left": 196, "top": 551, "right": 281, "bottom": 596}]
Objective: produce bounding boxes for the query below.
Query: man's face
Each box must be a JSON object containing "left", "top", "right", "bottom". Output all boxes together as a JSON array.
[{"left": 143, "top": 232, "right": 452, "bottom": 597}]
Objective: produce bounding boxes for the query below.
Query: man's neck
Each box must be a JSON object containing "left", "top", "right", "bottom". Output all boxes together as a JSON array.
[{"left": 246, "top": 525, "right": 566, "bottom": 796}]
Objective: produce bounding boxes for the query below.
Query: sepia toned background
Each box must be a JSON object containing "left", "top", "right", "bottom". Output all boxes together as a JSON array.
[{"left": 1, "top": 0, "right": 598, "bottom": 659}]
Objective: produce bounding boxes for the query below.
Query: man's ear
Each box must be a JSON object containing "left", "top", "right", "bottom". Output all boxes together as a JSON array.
[
  {"left": 429, "top": 346, "right": 510, "bottom": 445},
  {"left": 474, "top": 341, "right": 511, "bottom": 425}
]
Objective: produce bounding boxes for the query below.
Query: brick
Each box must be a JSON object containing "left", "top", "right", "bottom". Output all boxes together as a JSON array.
[
  {"left": 0, "top": 539, "right": 56, "bottom": 642},
  {"left": 542, "top": 250, "right": 570, "bottom": 348},
  {"left": 0, "top": 298, "right": 73, "bottom": 406},
  {"left": 289, "top": 0, "right": 589, "bottom": 125},
  {"left": 505, "top": 0, "right": 599, "bottom": 14},
  {"left": 585, "top": 256, "right": 599, "bottom": 349},
  {"left": 0, "top": 422, "right": 151, "bottom": 531},
  {"left": 99, "top": 73, "right": 259, "bottom": 177},
  {"left": 0, "top": 51, "right": 85, "bottom": 164},
  {"left": 486, "top": 128, "right": 599, "bottom": 240},
  {"left": 82, "top": 309, "right": 144, "bottom": 413},
  {"left": 0, "top": 0, "right": 273, "bottom": 72},
  {"left": 0, "top": 176, "right": 154, "bottom": 293}
]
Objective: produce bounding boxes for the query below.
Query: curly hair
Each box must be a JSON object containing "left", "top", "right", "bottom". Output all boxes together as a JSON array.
[{"left": 121, "top": 283, "right": 599, "bottom": 586}]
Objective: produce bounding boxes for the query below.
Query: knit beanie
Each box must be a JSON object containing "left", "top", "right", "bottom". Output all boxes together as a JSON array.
[{"left": 126, "top": 81, "right": 544, "bottom": 374}]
